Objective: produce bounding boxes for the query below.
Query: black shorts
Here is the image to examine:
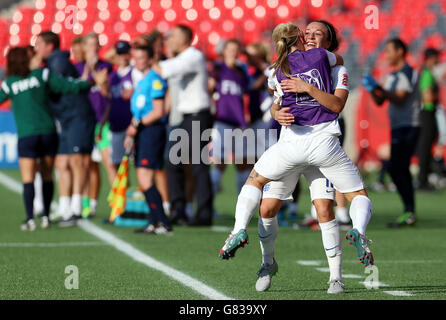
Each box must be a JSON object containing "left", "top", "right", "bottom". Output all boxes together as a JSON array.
[
  {"left": 18, "top": 133, "right": 58, "bottom": 158},
  {"left": 135, "top": 122, "right": 166, "bottom": 170},
  {"left": 58, "top": 116, "right": 95, "bottom": 155}
]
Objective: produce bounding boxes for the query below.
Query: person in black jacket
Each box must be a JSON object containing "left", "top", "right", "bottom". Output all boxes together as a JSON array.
[{"left": 34, "top": 31, "right": 97, "bottom": 226}]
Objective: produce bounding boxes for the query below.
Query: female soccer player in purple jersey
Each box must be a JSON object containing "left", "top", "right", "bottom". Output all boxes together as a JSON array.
[
  {"left": 209, "top": 39, "right": 252, "bottom": 195},
  {"left": 219, "top": 23, "right": 374, "bottom": 293}
]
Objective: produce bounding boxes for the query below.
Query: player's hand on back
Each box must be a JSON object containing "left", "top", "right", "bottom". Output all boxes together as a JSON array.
[{"left": 281, "top": 78, "right": 310, "bottom": 93}]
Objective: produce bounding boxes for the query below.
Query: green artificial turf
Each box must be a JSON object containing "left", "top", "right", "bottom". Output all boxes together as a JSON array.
[{"left": 0, "top": 165, "right": 445, "bottom": 300}]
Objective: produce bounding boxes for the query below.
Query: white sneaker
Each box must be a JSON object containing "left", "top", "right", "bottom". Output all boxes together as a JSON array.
[
  {"left": 20, "top": 219, "right": 37, "bottom": 231},
  {"left": 327, "top": 279, "right": 345, "bottom": 294},
  {"left": 40, "top": 216, "right": 50, "bottom": 229},
  {"left": 255, "top": 259, "right": 278, "bottom": 292},
  {"left": 154, "top": 225, "right": 173, "bottom": 235}
]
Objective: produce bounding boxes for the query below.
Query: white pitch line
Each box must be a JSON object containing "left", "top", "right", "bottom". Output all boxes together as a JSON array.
[
  {"left": 296, "top": 260, "right": 322, "bottom": 266},
  {"left": 299, "top": 259, "right": 443, "bottom": 265},
  {"left": 315, "top": 267, "right": 331, "bottom": 273},
  {"left": 0, "top": 172, "right": 234, "bottom": 301},
  {"left": 383, "top": 290, "right": 415, "bottom": 297},
  {"left": 210, "top": 225, "right": 232, "bottom": 232},
  {"left": 0, "top": 242, "right": 108, "bottom": 247},
  {"left": 297, "top": 258, "right": 417, "bottom": 296},
  {"left": 0, "top": 172, "right": 22, "bottom": 193},
  {"left": 359, "top": 281, "right": 390, "bottom": 287},
  {"left": 342, "top": 274, "right": 363, "bottom": 279}
]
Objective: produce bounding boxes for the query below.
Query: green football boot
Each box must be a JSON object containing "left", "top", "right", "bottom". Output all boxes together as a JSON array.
[
  {"left": 219, "top": 229, "right": 249, "bottom": 260},
  {"left": 345, "top": 228, "right": 374, "bottom": 267}
]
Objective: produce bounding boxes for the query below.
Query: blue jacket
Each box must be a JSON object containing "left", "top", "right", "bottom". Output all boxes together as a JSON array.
[{"left": 45, "top": 49, "right": 95, "bottom": 121}]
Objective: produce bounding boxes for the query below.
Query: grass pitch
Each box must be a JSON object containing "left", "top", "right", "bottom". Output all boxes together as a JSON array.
[{"left": 0, "top": 165, "right": 445, "bottom": 300}]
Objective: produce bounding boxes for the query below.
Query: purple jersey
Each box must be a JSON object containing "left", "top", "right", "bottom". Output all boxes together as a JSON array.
[
  {"left": 212, "top": 62, "right": 248, "bottom": 127},
  {"left": 276, "top": 48, "right": 337, "bottom": 126},
  {"left": 75, "top": 59, "right": 113, "bottom": 122},
  {"left": 108, "top": 67, "right": 133, "bottom": 132}
]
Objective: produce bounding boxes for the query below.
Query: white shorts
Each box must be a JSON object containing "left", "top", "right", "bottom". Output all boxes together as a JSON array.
[
  {"left": 262, "top": 166, "right": 335, "bottom": 201},
  {"left": 254, "top": 131, "right": 364, "bottom": 194}
]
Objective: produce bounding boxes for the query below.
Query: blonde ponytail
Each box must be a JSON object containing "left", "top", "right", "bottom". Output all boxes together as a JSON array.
[{"left": 271, "top": 23, "right": 302, "bottom": 78}]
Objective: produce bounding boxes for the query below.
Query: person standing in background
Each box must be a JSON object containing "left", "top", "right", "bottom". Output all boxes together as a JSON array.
[
  {"left": 363, "top": 38, "right": 420, "bottom": 228},
  {"left": 75, "top": 33, "right": 114, "bottom": 218},
  {"left": 209, "top": 39, "right": 251, "bottom": 196},
  {"left": 34, "top": 32, "right": 96, "bottom": 226},
  {"left": 125, "top": 45, "right": 172, "bottom": 235},
  {"left": 152, "top": 25, "right": 214, "bottom": 226},
  {"left": 0, "top": 47, "right": 92, "bottom": 230},
  {"left": 105, "top": 41, "right": 133, "bottom": 176},
  {"left": 417, "top": 48, "right": 440, "bottom": 191},
  {"left": 71, "top": 36, "right": 84, "bottom": 64},
  {"left": 146, "top": 30, "right": 171, "bottom": 217}
]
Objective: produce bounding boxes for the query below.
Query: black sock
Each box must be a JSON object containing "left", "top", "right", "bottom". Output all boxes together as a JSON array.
[
  {"left": 143, "top": 186, "right": 171, "bottom": 228},
  {"left": 42, "top": 180, "right": 54, "bottom": 217},
  {"left": 23, "top": 183, "right": 35, "bottom": 221}
]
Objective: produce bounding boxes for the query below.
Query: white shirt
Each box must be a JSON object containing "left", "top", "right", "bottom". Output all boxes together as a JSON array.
[{"left": 159, "top": 46, "right": 210, "bottom": 114}]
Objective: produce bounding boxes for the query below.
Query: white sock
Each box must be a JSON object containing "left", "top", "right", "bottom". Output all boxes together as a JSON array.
[
  {"left": 310, "top": 204, "right": 318, "bottom": 220},
  {"left": 70, "top": 194, "right": 82, "bottom": 217},
  {"left": 90, "top": 198, "right": 98, "bottom": 214},
  {"left": 335, "top": 206, "right": 350, "bottom": 224},
  {"left": 58, "top": 196, "right": 71, "bottom": 219},
  {"left": 163, "top": 201, "right": 171, "bottom": 216},
  {"left": 232, "top": 185, "right": 262, "bottom": 234},
  {"left": 33, "top": 172, "right": 44, "bottom": 215},
  {"left": 349, "top": 195, "right": 372, "bottom": 235},
  {"left": 258, "top": 216, "right": 278, "bottom": 265},
  {"left": 319, "top": 219, "right": 342, "bottom": 281},
  {"left": 236, "top": 170, "right": 251, "bottom": 194}
]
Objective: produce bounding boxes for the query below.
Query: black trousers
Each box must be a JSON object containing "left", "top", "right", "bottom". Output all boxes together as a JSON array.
[
  {"left": 417, "top": 110, "right": 438, "bottom": 186},
  {"left": 166, "top": 110, "right": 214, "bottom": 223},
  {"left": 388, "top": 126, "right": 420, "bottom": 213}
]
